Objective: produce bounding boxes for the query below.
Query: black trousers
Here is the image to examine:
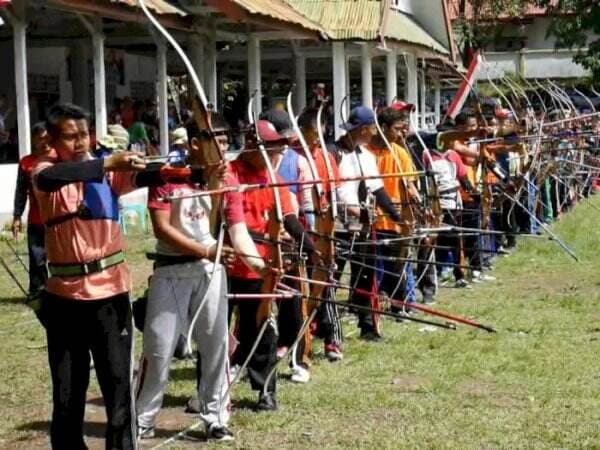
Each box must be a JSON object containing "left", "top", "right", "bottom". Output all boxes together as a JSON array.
[
  {"left": 436, "top": 210, "right": 465, "bottom": 281},
  {"left": 229, "top": 277, "right": 277, "bottom": 393},
  {"left": 27, "top": 223, "right": 47, "bottom": 295},
  {"left": 41, "top": 292, "right": 134, "bottom": 450},
  {"left": 376, "top": 231, "right": 409, "bottom": 303},
  {"left": 335, "top": 230, "right": 378, "bottom": 333},
  {"left": 277, "top": 268, "right": 310, "bottom": 368},
  {"left": 461, "top": 202, "right": 482, "bottom": 272},
  {"left": 417, "top": 238, "right": 437, "bottom": 297}
]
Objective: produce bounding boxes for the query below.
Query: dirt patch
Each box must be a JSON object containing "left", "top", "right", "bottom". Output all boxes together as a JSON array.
[{"left": 390, "top": 375, "right": 432, "bottom": 393}]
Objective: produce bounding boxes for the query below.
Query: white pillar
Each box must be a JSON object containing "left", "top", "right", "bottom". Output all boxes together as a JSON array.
[
  {"left": 12, "top": 14, "right": 30, "bottom": 157},
  {"left": 385, "top": 49, "right": 398, "bottom": 106},
  {"left": 361, "top": 44, "right": 373, "bottom": 109},
  {"left": 248, "top": 34, "right": 262, "bottom": 118},
  {"left": 156, "top": 39, "right": 169, "bottom": 155},
  {"left": 434, "top": 78, "right": 441, "bottom": 125},
  {"left": 90, "top": 25, "right": 107, "bottom": 140},
  {"left": 332, "top": 42, "right": 347, "bottom": 140},
  {"left": 188, "top": 34, "right": 205, "bottom": 88},
  {"left": 204, "top": 30, "right": 217, "bottom": 110},
  {"left": 78, "top": 15, "right": 106, "bottom": 138},
  {"left": 420, "top": 63, "right": 426, "bottom": 129},
  {"left": 294, "top": 54, "right": 306, "bottom": 112},
  {"left": 404, "top": 53, "right": 418, "bottom": 128}
]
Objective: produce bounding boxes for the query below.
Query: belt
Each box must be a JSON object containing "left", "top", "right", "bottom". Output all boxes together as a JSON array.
[
  {"left": 146, "top": 252, "right": 201, "bottom": 268},
  {"left": 48, "top": 251, "right": 125, "bottom": 278}
]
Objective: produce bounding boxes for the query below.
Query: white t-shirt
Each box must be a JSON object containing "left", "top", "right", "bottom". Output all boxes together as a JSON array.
[
  {"left": 148, "top": 182, "right": 216, "bottom": 257},
  {"left": 336, "top": 145, "right": 383, "bottom": 206}
]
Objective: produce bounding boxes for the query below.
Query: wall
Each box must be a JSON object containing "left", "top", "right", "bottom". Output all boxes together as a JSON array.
[
  {"left": 0, "top": 164, "right": 19, "bottom": 224},
  {"left": 479, "top": 49, "right": 589, "bottom": 80}
]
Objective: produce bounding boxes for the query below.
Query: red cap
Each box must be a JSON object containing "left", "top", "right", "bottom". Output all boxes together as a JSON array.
[
  {"left": 257, "top": 120, "right": 285, "bottom": 142},
  {"left": 390, "top": 101, "right": 415, "bottom": 112},
  {"left": 495, "top": 106, "right": 513, "bottom": 119}
]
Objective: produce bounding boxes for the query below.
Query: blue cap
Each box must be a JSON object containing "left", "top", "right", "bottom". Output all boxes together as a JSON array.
[{"left": 340, "top": 106, "right": 375, "bottom": 131}]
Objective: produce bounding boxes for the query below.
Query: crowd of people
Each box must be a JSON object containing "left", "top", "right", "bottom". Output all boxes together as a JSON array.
[{"left": 8, "top": 92, "right": 600, "bottom": 448}]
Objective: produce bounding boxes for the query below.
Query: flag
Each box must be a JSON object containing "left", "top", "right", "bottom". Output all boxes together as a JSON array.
[{"left": 446, "top": 51, "right": 482, "bottom": 120}]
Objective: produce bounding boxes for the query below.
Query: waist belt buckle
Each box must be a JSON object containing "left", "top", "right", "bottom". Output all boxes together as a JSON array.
[{"left": 84, "top": 259, "right": 101, "bottom": 275}]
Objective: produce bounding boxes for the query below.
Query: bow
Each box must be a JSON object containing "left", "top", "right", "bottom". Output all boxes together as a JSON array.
[{"left": 137, "top": 0, "right": 227, "bottom": 358}]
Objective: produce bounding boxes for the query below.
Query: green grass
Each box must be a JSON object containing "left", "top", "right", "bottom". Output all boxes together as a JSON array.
[{"left": 2, "top": 196, "right": 600, "bottom": 449}]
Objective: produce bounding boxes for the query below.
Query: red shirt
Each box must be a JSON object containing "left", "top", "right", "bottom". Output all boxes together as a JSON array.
[
  {"left": 226, "top": 159, "right": 294, "bottom": 280},
  {"left": 18, "top": 154, "right": 43, "bottom": 225},
  {"left": 424, "top": 150, "right": 468, "bottom": 179}
]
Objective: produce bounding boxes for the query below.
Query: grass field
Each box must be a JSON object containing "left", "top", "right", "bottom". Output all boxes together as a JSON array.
[{"left": 1, "top": 195, "right": 600, "bottom": 449}]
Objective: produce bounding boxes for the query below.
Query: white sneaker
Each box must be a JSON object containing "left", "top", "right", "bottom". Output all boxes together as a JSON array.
[
  {"left": 229, "top": 364, "right": 246, "bottom": 382},
  {"left": 137, "top": 426, "right": 155, "bottom": 440},
  {"left": 290, "top": 366, "right": 310, "bottom": 383}
]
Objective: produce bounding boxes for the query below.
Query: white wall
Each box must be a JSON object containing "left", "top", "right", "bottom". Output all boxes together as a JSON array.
[
  {"left": 479, "top": 49, "right": 589, "bottom": 79},
  {"left": 409, "top": 0, "right": 450, "bottom": 52},
  {"left": 0, "top": 164, "right": 19, "bottom": 223}
]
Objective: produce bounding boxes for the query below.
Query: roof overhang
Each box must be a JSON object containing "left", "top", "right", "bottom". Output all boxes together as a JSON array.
[{"left": 203, "top": 0, "right": 328, "bottom": 40}]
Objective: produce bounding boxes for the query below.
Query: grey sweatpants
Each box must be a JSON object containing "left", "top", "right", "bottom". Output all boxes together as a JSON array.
[{"left": 135, "top": 261, "right": 230, "bottom": 428}]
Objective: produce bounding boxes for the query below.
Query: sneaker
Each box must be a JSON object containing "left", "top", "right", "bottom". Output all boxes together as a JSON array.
[
  {"left": 206, "top": 423, "right": 234, "bottom": 442},
  {"left": 497, "top": 246, "right": 511, "bottom": 256},
  {"left": 185, "top": 395, "right": 201, "bottom": 414},
  {"left": 454, "top": 279, "right": 472, "bottom": 289},
  {"left": 290, "top": 365, "right": 310, "bottom": 384},
  {"left": 360, "top": 329, "right": 383, "bottom": 342},
  {"left": 471, "top": 271, "right": 484, "bottom": 284},
  {"left": 479, "top": 274, "right": 496, "bottom": 282},
  {"left": 324, "top": 343, "right": 343, "bottom": 362},
  {"left": 137, "top": 426, "right": 155, "bottom": 440},
  {"left": 422, "top": 293, "right": 436, "bottom": 305},
  {"left": 229, "top": 364, "right": 246, "bottom": 382},
  {"left": 276, "top": 346, "right": 288, "bottom": 359},
  {"left": 439, "top": 268, "right": 453, "bottom": 282},
  {"left": 257, "top": 392, "right": 278, "bottom": 411}
]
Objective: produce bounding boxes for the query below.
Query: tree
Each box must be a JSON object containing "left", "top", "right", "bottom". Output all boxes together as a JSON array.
[
  {"left": 453, "top": 0, "right": 600, "bottom": 82},
  {"left": 539, "top": 0, "right": 600, "bottom": 82}
]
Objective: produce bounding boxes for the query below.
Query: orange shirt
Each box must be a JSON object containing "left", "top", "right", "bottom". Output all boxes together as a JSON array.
[
  {"left": 367, "top": 142, "right": 416, "bottom": 232},
  {"left": 33, "top": 155, "right": 138, "bottom": 300}
]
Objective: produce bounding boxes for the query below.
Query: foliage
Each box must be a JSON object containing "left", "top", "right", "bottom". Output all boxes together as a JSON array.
[
  {"left": 540, "top": 0, "right": 600, "bottom": 82},
  {"left": 455, "top": 0, "right": 600, "bottom": 82}
]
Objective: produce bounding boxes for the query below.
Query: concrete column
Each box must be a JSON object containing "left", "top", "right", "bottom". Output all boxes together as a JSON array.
[
  {"left": 247, "top": 34, "right": 262, "bottom": 118},
  {"left": 71, "top": 40, "right": 91, "bottom": 111},
  {"left": 332, "top": 42, "right": 347, "bottom": 140},
  {"left": 156, "top": 39, "right": 169, "bottom": 155},
  {"left": 360, "top": 44, "right": 373, "bottom": 109},
  {"left": 420, "top": 61, "right": 426, "bottom": 129},
  {"left": 188, "top": 34, "right": 205, "bottom": 88},
  {"left": 91, "top": 29, "right": 107, "bottom": 139},
  {"left": 78, "top": 15, "right": 106, "bottom": 138},
  {"left": 385, "top": 49, "right": 398, "bottom": 106},
  {"left": 404, "top": 52, "right": 418, "bottom": 128},
  {"left": 204, "top": 30, "right": 217, "bottom": 109},
  {"left": 12, "top": 4, "right": 30, "bottom": 157},
  {"left": 294, "top": 53, "right": 306, "bottom": 112},
  {"left": 434, "top": 78, "right": 441, "bottom": 125}
]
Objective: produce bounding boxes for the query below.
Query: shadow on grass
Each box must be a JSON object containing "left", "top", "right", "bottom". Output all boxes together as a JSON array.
[
  {"left": 0, "top": 295, "right": 26, "bottom": 304},
  {"left": 170, "top": 366, "right": 196, "bottom": 382},
  {"left": 17, "top": 420, "right": 106, "bottom": 438}
]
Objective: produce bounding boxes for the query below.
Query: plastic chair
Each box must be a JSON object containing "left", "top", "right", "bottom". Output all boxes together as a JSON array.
[{"left": 119, "top": 204, "right": 148, "bottom": 235}]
